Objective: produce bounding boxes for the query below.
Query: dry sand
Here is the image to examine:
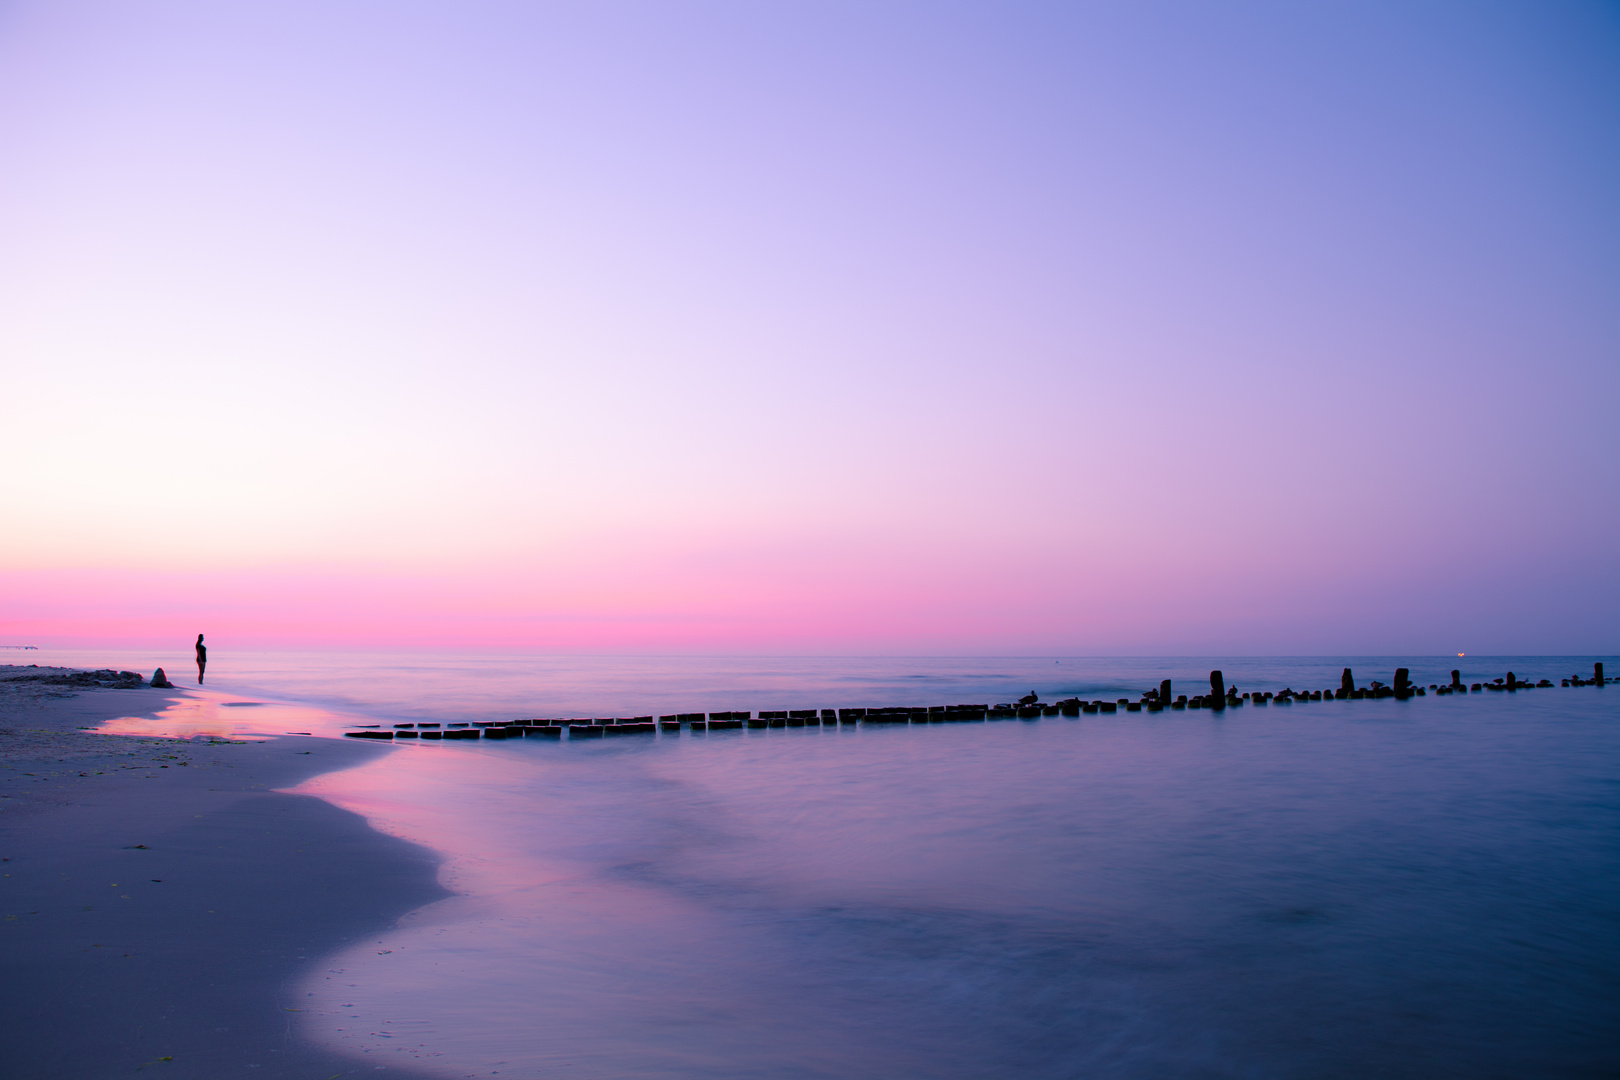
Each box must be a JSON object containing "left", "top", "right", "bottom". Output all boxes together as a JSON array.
[{"left": 0, "top": 666, "right": 449, "bottom": 1079}]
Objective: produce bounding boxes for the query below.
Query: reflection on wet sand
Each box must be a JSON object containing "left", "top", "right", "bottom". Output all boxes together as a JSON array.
[{"left": 96, "top": 690, "right": 362, "bottom": 742}]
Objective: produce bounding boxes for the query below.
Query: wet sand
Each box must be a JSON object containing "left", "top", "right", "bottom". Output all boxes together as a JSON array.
[{"left": 0, "top": 668, "right": 449, "bottom": 1079}]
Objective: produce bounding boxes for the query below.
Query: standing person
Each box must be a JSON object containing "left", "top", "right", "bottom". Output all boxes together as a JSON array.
[{"left": 195, "top": 634, "right": 207, "bottom": 684}]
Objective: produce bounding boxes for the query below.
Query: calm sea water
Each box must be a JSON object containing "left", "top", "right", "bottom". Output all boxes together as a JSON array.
[
  {"left": 31, "top": 650, "right": 1620, "bottom": 1078},
  {"left": 25, "top": 648, "right": 1616, "bottom": 721}
]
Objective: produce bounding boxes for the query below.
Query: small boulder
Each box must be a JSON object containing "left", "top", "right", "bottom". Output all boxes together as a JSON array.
[{"left": 150, "top": 668, "right": 173, "bottom": 689}]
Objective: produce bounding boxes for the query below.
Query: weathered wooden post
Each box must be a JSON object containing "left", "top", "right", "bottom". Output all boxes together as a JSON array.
[
  {"left": 1394, "top": 668, "right": 1411, "bottom": 698},
  {"left": 1160, "top": 679, "right": 1172, "bottom": 706},
  {"left": 1506, "top": 671, "right": 1518, "bottom": 691},
  {"left": 1209, "top": 670, "right": 1226, "bottom": 711},
  {"left": 1596, "top": 662, "right": 1605, "bottom": 686},
  {"left": 1341, "top": 668, "right": 1356, "bottom": 696},
  {"left": 1451, "top": 669, "right": 1463, "bottom": 689}
]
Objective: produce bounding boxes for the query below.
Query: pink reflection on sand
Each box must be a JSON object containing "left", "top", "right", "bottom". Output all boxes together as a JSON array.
[{"left": 96, "top": 688, "right": 367, "bottom": 742}]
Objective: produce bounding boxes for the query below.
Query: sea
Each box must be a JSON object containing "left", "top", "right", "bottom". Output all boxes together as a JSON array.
[{"left": 16, "top": 650, "right": 1620, "bottom": 1079}]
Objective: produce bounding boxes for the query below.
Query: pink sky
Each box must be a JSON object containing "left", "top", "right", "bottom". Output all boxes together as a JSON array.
[{"left": 1, "top": 1, "right": 1616, "bottom": 654}]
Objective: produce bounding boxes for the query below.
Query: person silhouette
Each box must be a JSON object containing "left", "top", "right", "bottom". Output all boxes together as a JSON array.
[{"left": 195, "top": 634, "right": 207, "bottom": 684}]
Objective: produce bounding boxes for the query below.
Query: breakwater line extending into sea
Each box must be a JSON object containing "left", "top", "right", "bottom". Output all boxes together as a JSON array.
[{"left": 340, "top": 661, "right": 1611, "bottom": 741}]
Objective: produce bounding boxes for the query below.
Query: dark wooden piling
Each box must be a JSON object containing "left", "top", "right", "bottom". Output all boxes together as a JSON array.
[
  {"left": 1597, "top": 663, "right": 1606, "bottom": 685},
  {"left": 1341, "top": 668, "right": 1355, "bottom": 695},
  {"left": 1209, "top": 671, "right": 1226, "bottom": 711},
  {"left": 1451, "top": 669, "right": 1463, "bottom": 689}
]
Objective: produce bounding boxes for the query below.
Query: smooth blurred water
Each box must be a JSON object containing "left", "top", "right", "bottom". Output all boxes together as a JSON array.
[{"left": 54, "top": 651, "right": 1619, "bottom": 1077}]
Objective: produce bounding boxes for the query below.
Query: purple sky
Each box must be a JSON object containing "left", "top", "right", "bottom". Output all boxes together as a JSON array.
[{"left": 1, "top": 1, "right": 1616, "bottom": 653}]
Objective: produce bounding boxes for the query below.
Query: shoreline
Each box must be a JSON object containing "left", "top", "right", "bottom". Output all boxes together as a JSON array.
[{"left": 0, "top": 667, "right": 450, "bottom": 1079}]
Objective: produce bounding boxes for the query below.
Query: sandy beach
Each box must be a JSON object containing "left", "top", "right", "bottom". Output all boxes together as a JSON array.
[{"left": 0, "top": 667, "right": 449, "bottom": 1079}]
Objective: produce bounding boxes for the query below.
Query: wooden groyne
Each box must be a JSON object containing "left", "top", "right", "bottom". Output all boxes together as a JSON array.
[{"left": 343, "top": 664, "right": 1612, "bottom": 741}]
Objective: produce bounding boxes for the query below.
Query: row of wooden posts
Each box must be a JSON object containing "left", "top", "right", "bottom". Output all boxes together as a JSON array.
[{"left": 343, "top": 663, "right": 1608, "bottom": 741}]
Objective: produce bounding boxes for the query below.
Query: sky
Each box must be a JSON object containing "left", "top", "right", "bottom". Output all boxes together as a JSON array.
[{"left": 1, "top": 0, "right": 1617, "bottom": 654}]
